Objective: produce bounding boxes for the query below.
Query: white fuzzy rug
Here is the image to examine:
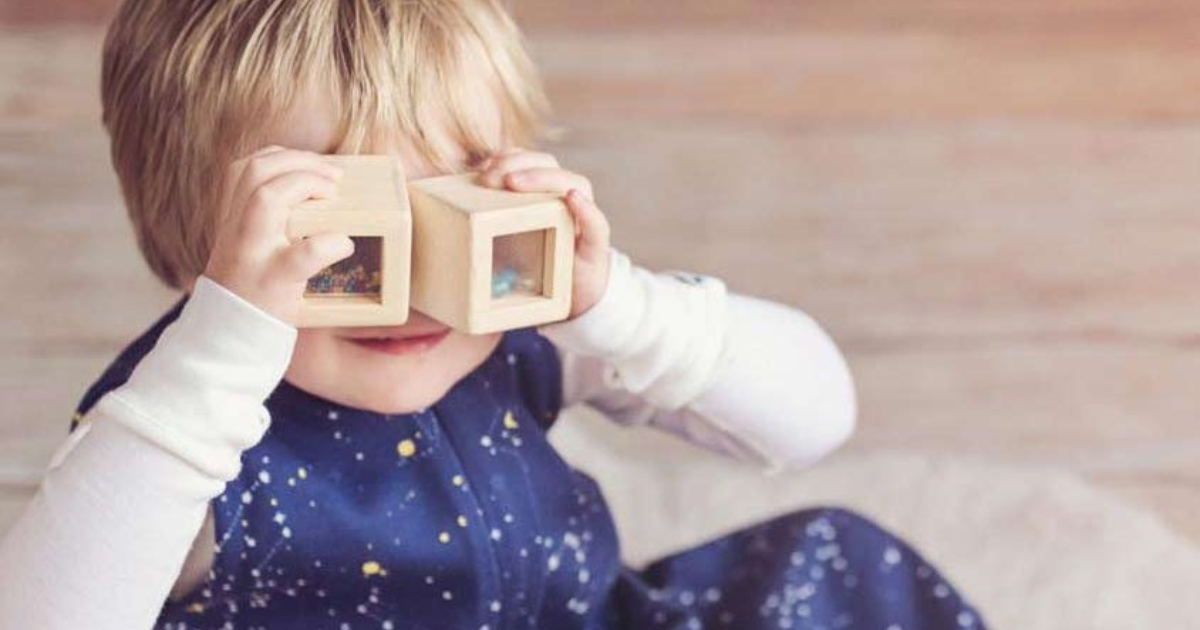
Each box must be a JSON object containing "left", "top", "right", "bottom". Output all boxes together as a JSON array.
[{"left": 550, "top": 407, "right": 1200, "bottom": 629}]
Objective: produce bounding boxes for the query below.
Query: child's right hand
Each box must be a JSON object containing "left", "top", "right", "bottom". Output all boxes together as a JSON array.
[{"left": 203, "top": 146, "right": 354, "bottom": 326}]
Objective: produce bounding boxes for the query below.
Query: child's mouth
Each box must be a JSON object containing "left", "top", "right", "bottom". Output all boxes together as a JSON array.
[{"left": 345, "top": 329, "right": 451, "bottom": 355}]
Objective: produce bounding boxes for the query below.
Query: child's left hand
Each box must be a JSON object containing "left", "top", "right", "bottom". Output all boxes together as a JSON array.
[{"left": 477, "top": 149, "right": 611, "bottom": 319}]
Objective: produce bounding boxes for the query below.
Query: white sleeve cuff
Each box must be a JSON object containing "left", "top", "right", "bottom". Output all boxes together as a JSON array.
[
  {"left": 542, "top": 249, "right": 729, "bottom": 410},
  {"left": 94, "top": 276, "right": 296, "bottom": 482},
  {"left": 540, "top": 249, "right": 639, "bottom": 359}
]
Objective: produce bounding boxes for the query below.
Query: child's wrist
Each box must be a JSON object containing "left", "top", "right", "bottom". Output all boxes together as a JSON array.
[
  {"left": 195, "top": 275, "right": 298, "bottom": 337},
  {"left": 567, "top": 248, "right": 612, "bottom": 319},
  {"left": 104, "top": 277, "right": 297, "bottom": 481},
  {"left": 540, "top": 249, "right": 638, "bottom": 358},
  {"left": 134, "top": 276, "right": 297, "bottom": 403}
]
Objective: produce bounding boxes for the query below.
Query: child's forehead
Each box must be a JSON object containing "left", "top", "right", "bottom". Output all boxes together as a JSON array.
[
  {"left": 265, "top": 90, "right": 341, "bottom": 154},
  {"left": 221, "top": 1, "right": 525, "bottom": 179},
  {"left": 264, "top": 84, "right": 504, "bottom": 180}
]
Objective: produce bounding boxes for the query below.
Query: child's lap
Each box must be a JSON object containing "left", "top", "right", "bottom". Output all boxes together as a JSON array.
[{"left": 614, "top": 507, "right": 986, "bottom": 630}]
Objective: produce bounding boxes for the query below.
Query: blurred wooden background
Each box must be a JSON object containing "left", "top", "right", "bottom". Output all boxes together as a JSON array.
[{"left": 2, "top": 0, "right": 1199, "bottom": 547}]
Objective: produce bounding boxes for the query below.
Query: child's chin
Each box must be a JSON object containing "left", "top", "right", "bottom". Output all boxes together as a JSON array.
[
  {"left": 354, "top": 382, "right": 451, "bottom": 415},
  {"left": 289, "top": 329, "right": 501, "bottom": 413}
]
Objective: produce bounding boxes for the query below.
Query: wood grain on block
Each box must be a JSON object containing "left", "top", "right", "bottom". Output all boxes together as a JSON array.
[
  {"left": 288, "top": 156, "right": 411, "bottom": 328},
  {"left": 407, "top": 174, "right": 574, "bottom": 334}
]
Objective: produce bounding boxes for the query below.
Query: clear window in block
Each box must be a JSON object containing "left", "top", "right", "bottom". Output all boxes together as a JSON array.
[
  {"left": 306, "top": 236, "right": 383, "bottom": 298},
  {"left": 491, "top": 230, "right": 547, "bottom": 301}
]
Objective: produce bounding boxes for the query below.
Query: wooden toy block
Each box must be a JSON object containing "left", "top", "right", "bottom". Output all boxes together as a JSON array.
[
  {"left": 288, "top": 155, "right": 411, "bottom": 328},
  {"left": 407, "top": 174, "right": 575, "bottom": 334}
]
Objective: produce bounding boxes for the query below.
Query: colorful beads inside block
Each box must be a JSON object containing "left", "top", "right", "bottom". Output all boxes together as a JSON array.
[{"left": 307, "top": 237, "right": 383, "bottom": 296}]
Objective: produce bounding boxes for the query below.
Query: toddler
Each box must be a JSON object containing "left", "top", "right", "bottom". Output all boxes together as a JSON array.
[{"left": 0, "top": 1, "right": 987, "bottom": 629}]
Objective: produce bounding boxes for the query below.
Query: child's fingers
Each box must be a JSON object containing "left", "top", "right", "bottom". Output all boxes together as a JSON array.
[
  {"left": 245, "top": 149, "right": 343, "bottom": 184},
  {"left": 565, "top": 189, "right": 610, "bottom": 260},
  {"left": 239, "top": 145, "right": 288, "bottom": 165},
  {"left": 250, "top": 145, "right": 287, "bottom": 157},
  {"left": 276, "top": 233, "right": 356, "bottom": 283},
  {"left": 226, "top": 146, "right": 286, "bottom": 185},
  {"left": 503, "top": 168, "right": 594, "bottom": 199},
  {"left": 477, "top": 146, "right": 521, "bottom": 170},
  {"left": 242, "top": 171, "right": 339, "bottom": 239},
  {"left": 478, "top": 151, "right": 559, "bottom": 188},
  {"left": 230, "top": 150, "right": 342, "bottom": 213}
]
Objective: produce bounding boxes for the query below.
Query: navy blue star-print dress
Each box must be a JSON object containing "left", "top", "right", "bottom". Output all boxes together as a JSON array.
[{"left": 74, "top": 302, "right": 987, "bottom": 630}]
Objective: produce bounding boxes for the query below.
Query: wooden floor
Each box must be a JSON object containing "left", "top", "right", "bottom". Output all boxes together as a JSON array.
[{"left": 3, "top": 0, "right": 1199, "bottom": 545}]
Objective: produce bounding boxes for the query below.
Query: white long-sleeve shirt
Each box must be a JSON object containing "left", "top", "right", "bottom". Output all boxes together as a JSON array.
[
  {"left": 0, "top": 250, "right": 855, "bottom": 630},
  {"left": 549, "top": 250, "right": 856, "bottom": 471}
]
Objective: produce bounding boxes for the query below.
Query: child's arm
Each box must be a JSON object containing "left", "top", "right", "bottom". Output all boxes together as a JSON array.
[
  {"left": 480, "top": 151, "right": 856, "bottom": 472},
  {"left": 0, "top": 279, "right": 294, "bottom": 629},
  {"left": 0, "top": 148, "right": 350, "bottom": 629},
  {"left": 545, "top": 250, "right": 857, "bottom": 472}
]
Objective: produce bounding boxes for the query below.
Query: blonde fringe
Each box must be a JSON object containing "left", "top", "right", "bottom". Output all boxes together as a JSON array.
[{"left": 102, "top": 0, "right": 551, "bottom": 289}]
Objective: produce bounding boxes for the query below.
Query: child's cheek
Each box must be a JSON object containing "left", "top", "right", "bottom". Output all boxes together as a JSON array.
[{"left": 285, "top": 329, "right": 345, "bottom": 389}]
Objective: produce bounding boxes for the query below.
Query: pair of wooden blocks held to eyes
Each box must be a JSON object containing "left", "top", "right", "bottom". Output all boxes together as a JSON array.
[{"left": 289, "top": 155, "right": 574, "bottom": 334}]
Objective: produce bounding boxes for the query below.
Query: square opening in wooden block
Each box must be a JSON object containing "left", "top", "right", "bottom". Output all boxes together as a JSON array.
[
  {"left": 288, "top": 155, "right": 411, "bottom": 327},
  {"left": 490, "top": 229, "right": 551, "bottom": 304},
  {"left": 306, "top": 236, "right": 384, "bottom": 302},
  {"left": 408, "top": 172, "right": 574, "bottom": 333}
]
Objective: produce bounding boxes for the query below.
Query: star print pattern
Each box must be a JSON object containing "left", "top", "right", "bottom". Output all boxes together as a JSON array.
[{"left": 74, "top": 305, "right": 986, "bottom": 630}]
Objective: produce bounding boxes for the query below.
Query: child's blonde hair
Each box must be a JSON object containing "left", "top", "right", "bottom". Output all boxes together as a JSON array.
[{"left": 102, "top": 0, "right": 550, "bottom": 289}]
